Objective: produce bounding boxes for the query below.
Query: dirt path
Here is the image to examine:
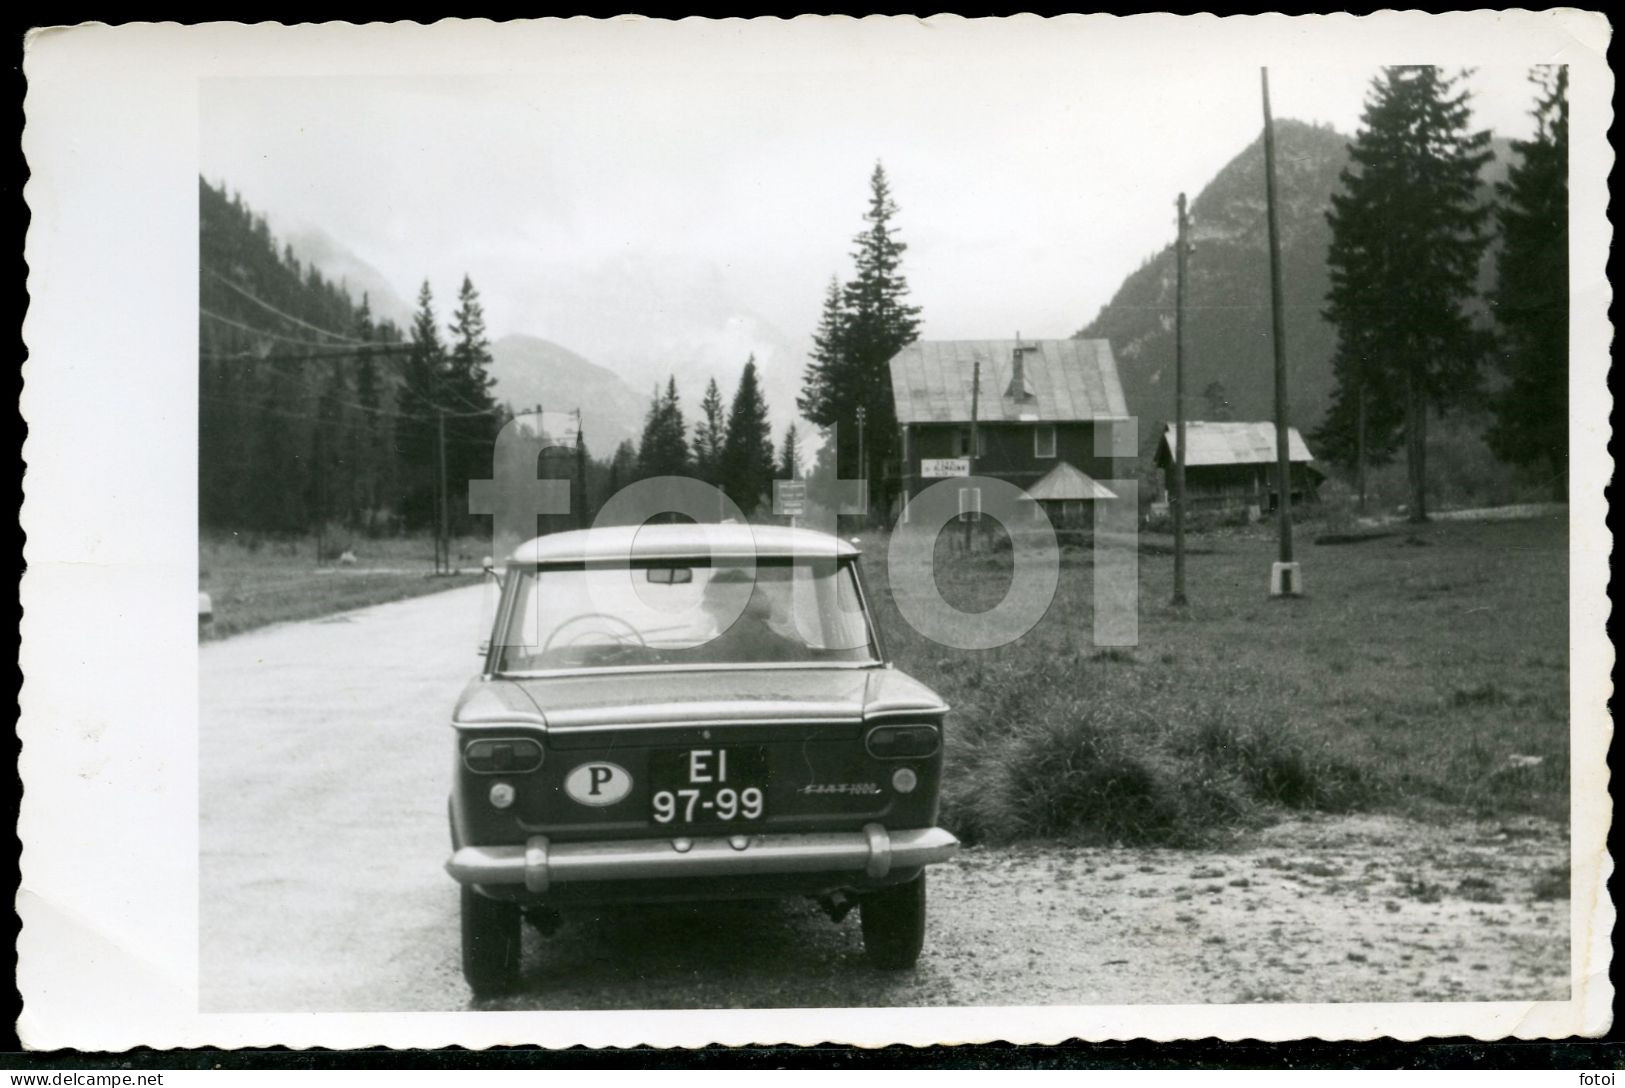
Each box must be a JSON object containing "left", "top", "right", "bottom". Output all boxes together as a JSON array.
[{"left": 200, "top": 586, "right": 1568, "bottom": 1012}]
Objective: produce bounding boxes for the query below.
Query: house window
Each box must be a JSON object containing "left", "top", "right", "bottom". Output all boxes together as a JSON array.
[
  {"left": 958, "top": 486, "right": 982, "bottom": 521},
  {"left": 956, "top": 429, "right": 988, "bottom": 458},
  {"left": 1034, "top": 424, "right": 1057, "bottom": 459}
]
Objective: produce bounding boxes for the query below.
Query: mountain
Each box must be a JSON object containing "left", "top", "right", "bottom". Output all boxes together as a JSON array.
[
  {"left": 284, "top": 224, "right": 414, "bottom": 328},
  {"left": 487, "top": 334, "right": 649, "bottom": 456},
  {"left": 1077, "top": 119, "right": 1512, "bottom": 456},
  {"left": 505, "top": 252, "right": 810, "bottom": 444}
]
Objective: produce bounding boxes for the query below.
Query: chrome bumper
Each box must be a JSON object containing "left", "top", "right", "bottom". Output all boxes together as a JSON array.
[{"left": 445, "top": 824, "right": 959, "bottom": 893}]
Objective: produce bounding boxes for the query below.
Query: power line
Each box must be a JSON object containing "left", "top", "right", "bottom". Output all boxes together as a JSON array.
[
  {"left": 201, "top": 317, "right": 495, "bottom": 415},
  {"left": 201, "top": 341, "right": 500, "bottom": 420},
  {"left": 200, "top": 388, "right": 496, "bottom": 424},
  {"left": 204, "top": 270, "right": 364, "bottom": 344},
  {"left": 200, "top": 393, "right": 500, "bottom": 437},
  {"left": 201, "top": 345, "right": 414, "bottom": 365},
  {"left": 201, "top": 307, "right": 373, "bottom": 351}
]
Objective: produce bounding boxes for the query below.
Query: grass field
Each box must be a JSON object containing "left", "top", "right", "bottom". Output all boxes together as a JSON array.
[
  {"left": 199, "top": 532, "right": 483, "bottom": 641},
  {"left": 859, "top": 514, "right": 1570, "bottom": 846}
]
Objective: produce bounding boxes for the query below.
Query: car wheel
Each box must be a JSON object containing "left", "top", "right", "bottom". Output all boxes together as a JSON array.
[
  {"left": 860, "top": 872, "right": 926, "bottom": 969},
  {"left": 461, "top": 885, "right": 521, "bottom": 996}
]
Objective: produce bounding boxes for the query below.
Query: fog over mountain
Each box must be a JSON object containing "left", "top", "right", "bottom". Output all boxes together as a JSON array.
[
  {"left": 284, "top": 221, "right": 811, "bottom": 445},
  {"left": 503, "top": 251, "right": 810, "bottom": 442},
  {"left": 486, "top": 334, "right": 648, "bottom": 455},
  {"left": 284, "top": 224, "right": 414, "bottom": 329}
]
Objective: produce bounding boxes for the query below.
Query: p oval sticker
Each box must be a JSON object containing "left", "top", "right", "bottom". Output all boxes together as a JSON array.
[{"left": 565, "top": 762, "right": 632, "bottom": 807}]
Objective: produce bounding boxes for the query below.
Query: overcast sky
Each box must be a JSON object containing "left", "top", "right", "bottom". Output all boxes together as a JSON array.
[{"left": 200, "top": 25, "right": 1545, "bottom": 411}]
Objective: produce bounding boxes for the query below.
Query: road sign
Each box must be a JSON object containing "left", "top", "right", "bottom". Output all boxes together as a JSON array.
[
  {"left": 774, "top": 480, "right": 807, "bottom": 517},
  {"left": 922, "top": 458, "right": 971, "bottom": 478}
]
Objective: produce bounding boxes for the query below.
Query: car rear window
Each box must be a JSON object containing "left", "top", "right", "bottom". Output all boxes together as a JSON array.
[{"left": 494, "top": 557, "right": 878, "bottom": 673}]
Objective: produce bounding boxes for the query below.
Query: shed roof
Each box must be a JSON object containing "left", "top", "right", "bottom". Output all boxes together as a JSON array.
[
  {"left": 889, "top": 340, "right": 1127, "bottom": 425},
  {"left": 1156, "top": 421, "right": 1315, "bottom": 468},
  {"left": 1021, "top": 460, "right": 1118, "bottom": 502}
]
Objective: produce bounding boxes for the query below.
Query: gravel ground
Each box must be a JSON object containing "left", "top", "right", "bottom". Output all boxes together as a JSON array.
[{"left": 200, "top": 585, "right": 1568, "bottom": 1013}]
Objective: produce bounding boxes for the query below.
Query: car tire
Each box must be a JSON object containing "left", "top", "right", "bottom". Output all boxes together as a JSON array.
[
  {"left": 860, "top": 872, "right": 926, "bottom": 969},
  {"left": 461, "top": 885, "right": 521, "bottom": 996}
]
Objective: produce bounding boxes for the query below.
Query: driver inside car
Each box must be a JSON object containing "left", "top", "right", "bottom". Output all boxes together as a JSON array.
[{"left": 694, "top": 566, "right": 810, "bottom": 663}]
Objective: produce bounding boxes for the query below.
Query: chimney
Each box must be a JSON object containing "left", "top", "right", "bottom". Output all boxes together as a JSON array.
[{"left": 1007, "top": 333, "right": 1035, "bottom": 400}]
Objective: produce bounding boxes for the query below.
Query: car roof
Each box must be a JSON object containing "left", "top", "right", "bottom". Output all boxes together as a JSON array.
[{"left": 509, "top": 523, "right": 861, "bottom": 565}]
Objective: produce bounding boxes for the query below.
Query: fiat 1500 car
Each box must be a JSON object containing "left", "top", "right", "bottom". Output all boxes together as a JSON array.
[{"left": 444, "top": 523, "right": 959, "bottom": 994}]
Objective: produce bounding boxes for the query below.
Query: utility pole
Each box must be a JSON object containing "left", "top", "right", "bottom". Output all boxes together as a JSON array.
[
  {"left": 856, "top": 405, "right": 867, "bottom": 522},
  {"left": 962, "top": 357, "right": 980, "bottom": 552},
  {"left": 1262, "top": 66, "right": 1300, "bottom": 596},
  {"left": 437, "top": 409, "right": 449, "bottom": 575},
  {"left": 1172, "top": 192, "right": 1190, "bottom": 607},
  {"left": 574, "top": 407, "right": 588, "bottom": 530}
]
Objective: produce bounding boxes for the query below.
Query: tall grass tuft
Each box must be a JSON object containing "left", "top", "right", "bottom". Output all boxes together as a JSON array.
[{"left": 939, "top": 670, "right": 1371, "bottom": 846}]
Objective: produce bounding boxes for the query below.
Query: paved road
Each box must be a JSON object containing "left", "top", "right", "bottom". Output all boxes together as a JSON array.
[{"left": 201, "top": 587, "right": 1568, "bottom": 1013}]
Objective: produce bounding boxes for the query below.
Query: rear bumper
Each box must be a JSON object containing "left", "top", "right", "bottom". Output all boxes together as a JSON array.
[{"left": 446, "top": 824, "right": 959, "bottom": 894}]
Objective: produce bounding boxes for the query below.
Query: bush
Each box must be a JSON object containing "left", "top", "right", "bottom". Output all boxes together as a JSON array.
[{"left": 938, "top": 669, "right": 1373, "bottom": 847}]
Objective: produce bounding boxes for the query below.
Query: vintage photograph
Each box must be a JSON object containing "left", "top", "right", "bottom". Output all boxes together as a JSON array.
[{"left": 18, "top": 14, "right": 1612, "bottom": 1049}]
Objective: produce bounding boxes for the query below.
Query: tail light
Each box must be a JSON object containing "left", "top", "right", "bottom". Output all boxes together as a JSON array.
[
  {"left": 463, "top": 736, "right": 544, "bottom": 774},
  {"left": 866, "top": 723, "right": 940, "bottom": 759}
]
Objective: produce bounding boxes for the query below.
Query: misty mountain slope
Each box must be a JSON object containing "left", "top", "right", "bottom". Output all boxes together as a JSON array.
[
  {"left": 511, "top": 252, "right": 810, "bottom": 440},
  {"left": 1077, "top": 120, "right": 1513, "bottom": 455},
  {"left": 487, "top": 334, "right": 648, "bottom": 455},
  {"left": 285, "top": 225, "right": 414, "bottom": 328},
  {"left": 1077, "top": 120, "right": 1348, "bottom": 450}
]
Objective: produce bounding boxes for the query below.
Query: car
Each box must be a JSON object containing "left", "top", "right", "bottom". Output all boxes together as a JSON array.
[{"left": 444, "top": 523, "right": 960, "bottom": 995}]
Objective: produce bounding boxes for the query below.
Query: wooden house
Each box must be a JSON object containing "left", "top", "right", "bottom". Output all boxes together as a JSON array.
[
  {"left": 889, "top": 339, "right": 1131, "bottom": 529},
  {"left": 1153, "top": 421, "right": 1324, "bottom": 515}
]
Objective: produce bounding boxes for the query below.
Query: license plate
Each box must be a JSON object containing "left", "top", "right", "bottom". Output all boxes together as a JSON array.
[{"left": 649, "top": 747, "right": 770, "bottom": 825}]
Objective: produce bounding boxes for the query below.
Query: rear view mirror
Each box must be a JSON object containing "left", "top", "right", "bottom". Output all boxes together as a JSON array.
[{"left": 646, "top": 566, "right": 694, "bottom": 585}]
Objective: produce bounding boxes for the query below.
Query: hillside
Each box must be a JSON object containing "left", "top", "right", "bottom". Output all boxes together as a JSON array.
[
  {"left": 487, "top": 334, "right": 648, "bottom": 455},
  {"left": 198, "top": 177, "right": 410, "bottom": 532},
  {"left": 1077, "top": 119, "right": 1511, "bottom": 455},
  {"left": 285, "top": 224, "right": 414, "bottom": 328}
]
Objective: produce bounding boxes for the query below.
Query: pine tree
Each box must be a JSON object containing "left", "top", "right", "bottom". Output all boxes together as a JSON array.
[
  {"left": 779, "top": 423, "right": 802, "bottom": 479},
  {"left": 400, "top": 280, "right": 448, "bottom": 529},
  {"left": 692, "top": 377, "right": 727, "bottom": 485},
  {"left": 637, "top": 377, "right": 690, "bottom": 479},
  {"left": 720, "top": 357, "right": 776, "bottom": 515},
  {"left": 445, "top": 274, "right": 501, "bottom": 534},
  {"left": 797, "top": 164, "right": 922, "bottom": 511},
  {"left": 447, "top": 275, "right": 496, "bottom": 409},
  {"left": 1487, "top": 66, "right": 1568, "bottom": 501},
  {"left": 796, "top": 276, "right": 846, "bottom": 426},
  {"left": 1323, "top": 67, "right": 1494, "bottom": 522},
  {"left": 607, "top": 439, "right": 638, "bottom": 508}
]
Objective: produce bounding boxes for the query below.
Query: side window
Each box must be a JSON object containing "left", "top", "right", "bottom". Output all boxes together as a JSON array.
[
  {"left": 1035, "top": 424, "right": 1057, "bottom": 459},
  {"left": 955, "top": 428, "right": 971, "bottom": 457}
]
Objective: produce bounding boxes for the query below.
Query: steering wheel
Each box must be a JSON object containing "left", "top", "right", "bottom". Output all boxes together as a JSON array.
[{"left": 540, "top": 612, "right": 647, "bottom": 657}]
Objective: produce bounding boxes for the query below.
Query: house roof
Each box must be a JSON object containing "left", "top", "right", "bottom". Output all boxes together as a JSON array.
[
  {"left": 889, "top": 340, "right": 1128, "bottom": 425},
  {"left": 510, "top": 524, "right": 859, "bottom": 565},
  {"left": 1021, "top": 460, "right": 1118, "bottom": 502},
  {"left": 1156, "top": 421, "right": 1316, "bottom": 468}
]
